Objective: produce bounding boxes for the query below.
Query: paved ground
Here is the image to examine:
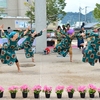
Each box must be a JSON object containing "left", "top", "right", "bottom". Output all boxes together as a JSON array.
[{"left": 0, "top": 40, "right": 100, "bottom": 100}]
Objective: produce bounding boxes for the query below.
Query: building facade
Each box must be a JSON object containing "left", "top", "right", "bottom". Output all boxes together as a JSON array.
[
  {"left": 0, "top": 0, "right": 57, "bottom": 30},
  {"left": 0, "top": 0, "right": 33, "bottom": 17}
]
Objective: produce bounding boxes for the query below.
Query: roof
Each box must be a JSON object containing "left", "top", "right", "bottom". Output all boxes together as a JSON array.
[{"left": 84, "top": 22, "right": 99, "bottom": 28}]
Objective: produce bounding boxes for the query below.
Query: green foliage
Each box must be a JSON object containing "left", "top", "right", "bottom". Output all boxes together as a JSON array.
[
  {"left": 0, "top": 17, "right": 2, "bottom": 20},
  {"left": 9, "top": 90, "right": 17, "bottom": 93},
  {"left": 70, "top": 89, "right": 75, "bottom": 94},
  {"left": 0, "top": 8, "right": 5, "bottom": 13},
  {"left": 22, "top": 89, "right": 29, "bottom": 93},
  {"left": 46, "top": 0, "right": 66, "bottom": 23},
  {"left": 0, "top": 8, "right": 5, "bottom": 20},
  {"left": 89, "top": 89, "right": 96, "bottom": 94},
  {"left": 56, "top": 90, "right": 63, "bottom": 94},
  {"left": 34, "top": 90, "right": 41, "bottom": 94},
  {"left": 24, "top": 0, "right": 66, "bottom": 24},
  {"left": 24, "top": 2, "right": 35, "bottom": 25},
  {"left": 93, "top": 3, "right": 100, "bottom": 21}
]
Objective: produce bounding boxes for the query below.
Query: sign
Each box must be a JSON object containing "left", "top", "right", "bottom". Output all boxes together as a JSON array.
[{"left": 15, "top": 20, "right": 35, "bottom": 28}]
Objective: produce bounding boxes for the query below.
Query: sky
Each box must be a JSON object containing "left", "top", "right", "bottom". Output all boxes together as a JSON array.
[{"left": 64, "top": 0, "right": 100, "bottom": 14}]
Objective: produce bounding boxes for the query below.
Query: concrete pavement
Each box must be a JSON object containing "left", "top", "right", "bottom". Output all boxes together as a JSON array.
[{"left": 0, "top": 41, "right": 100, "bottom": 100}]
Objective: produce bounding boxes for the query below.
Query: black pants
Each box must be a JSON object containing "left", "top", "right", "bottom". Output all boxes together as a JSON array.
[
  {"left": 0, "top": 48, "right": 1, "bottom": 54},
  {"left": 99, "top": 57, "right": 100, "bottom": 63}
]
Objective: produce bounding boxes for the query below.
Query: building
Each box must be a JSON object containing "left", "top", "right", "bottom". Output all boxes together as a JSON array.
[
  {"left": 0, "top": 0, "right": 33, "bottom": 17},
  {"left": 0, "top": 0, "right": 57, "bottom": 30},
  {"left": 0, "top": 0, "right": 36, "bottom": 29}
]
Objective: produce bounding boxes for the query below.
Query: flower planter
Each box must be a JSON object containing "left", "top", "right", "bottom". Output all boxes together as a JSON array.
[
  {"left": 99, "top": 93, "right": 100, "bottom": 97},
  {"left": 0, "top": 92, "right": 3, "bottom": 98},
  {"left": 68, "top": 92, "right": 73, "bottom": 98},
  {"left": 57, "top": 93, "right": 62, "bottom": 98},
  {"left": 10, "top": 93, "right": 16, "bottom": 98},
  {"left": 45, "top": 93, "right": 50, "bottom": 98},
  {"left": 34, "top": 93, "right": 39, "bottom": 98},
  {"left": 80, "top": 93, "right": 85, "bottom": 98},
  {"left": 89, "top": 93, "right": 95, "bottom": 98},
  {"left": 22, "top": 92, "right": 28, "bottom": 98}
]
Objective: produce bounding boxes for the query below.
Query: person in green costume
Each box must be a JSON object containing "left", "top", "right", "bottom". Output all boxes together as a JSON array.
[{"left": 0, "top": 25, "right": 30, "bottom": 72}]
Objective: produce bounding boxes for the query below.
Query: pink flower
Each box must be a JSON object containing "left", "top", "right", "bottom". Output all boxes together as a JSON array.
[
  {"left": 32, "top": 85, "right": 42, "bottom": 94},
  {"left": 20, "top": 84, "right": 30, "bottom": 93},
  {"left": 97, "top": 87, "right": 100, "bottom": 93},
  {"left": 0, "top": 86, "right": 4, "bottom": 92},
  {"left": 55, "top": 85, "right": 64, "bottom": 94},
  {"left": 77, "top": 86, "right": 87, "bottom": 93},
  {"left": 66, "top": 85, "right": 75, "bottom": 93},
  {"left": 42, "top": 85, "right": 52, "bottom": 94},
  {"left": 88, "top": 84, "right": 96, "bottom": 94},
  {"left": 8, "top": 86, "right": 19, "bottom": 93}
]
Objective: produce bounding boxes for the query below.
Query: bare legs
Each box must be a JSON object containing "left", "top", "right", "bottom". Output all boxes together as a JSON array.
[
  {"left": 32, "top": 57, "right": 34, "bottom": 62},
  {"left": 69, "top": 46, "right": 72, "bottom": 62}
]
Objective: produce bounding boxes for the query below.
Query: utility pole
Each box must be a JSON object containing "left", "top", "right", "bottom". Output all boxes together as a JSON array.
[
  {"left": 85, "top": 6, "right": 88, "bottom": 23},
  {"left": 79, "top": 7, "right": 84, "bottom": 27}
]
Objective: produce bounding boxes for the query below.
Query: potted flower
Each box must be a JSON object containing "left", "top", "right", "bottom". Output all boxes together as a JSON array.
[
  {"left": 66, "top": 85, "right": 75, "bottom": 98},
  {"left": 8, "top": 86, "right": 18, "bottom": 98},
  {"left": 32, "top": 85, "right": 42, "bottom": 98},
  {"left": 77, "top": 85, "right": 87, "bottom": 98},
  {"left": 0, "top": 86, "right": 4, "bottom": 98},
  {"left": 97, "top": 87, "right": 100, "bottom": 97},
  {"left": 55, "top": 85, "right": 64, "bottom": 98},
  {"left": 42, "top": 85, "right": 52, "bottom": 98},
  {"left": 20, "top": 84, "right": 30, "bottom": 98},
  {"left": 88, "top": 84, "right": 96, "bottom": 98}
]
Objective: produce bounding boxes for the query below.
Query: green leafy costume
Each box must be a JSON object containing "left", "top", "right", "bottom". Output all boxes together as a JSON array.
[
  {"left": 0, "top": 31, "right": 24, "bottom": 66},
  {"left": 54, "top": 30, "right": 100, "bottom": 66},
  {"left": 18, "top": 30, "right": 42, "bottom": 58}
]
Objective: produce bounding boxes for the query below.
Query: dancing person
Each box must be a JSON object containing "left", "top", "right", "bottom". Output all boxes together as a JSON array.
[
  {"left": 55, "top": 26, "right": 63, "bottom": 44},
  {"left": 0, "top": 25, "right": 30, "bottom": 72},
  {"left": 18, "top": 29, "right": 46, "bottom": 61},
  {"left": 54, "top": 24, "right": 100, "bottom": 66},
  {"left": 62, "top": 25, "right": 66, "bottom": 32},
  {"left": 65, "top": 24, "right": 75, "bottom": 62},
  {"left": 81, "top": 29, "right": 100, "bottom": 66},
  {"left": 77, "top": 26, "right": 84, "bottom": 49}
]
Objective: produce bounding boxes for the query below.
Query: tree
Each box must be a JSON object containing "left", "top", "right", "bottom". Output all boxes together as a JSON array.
[
  {"left": 93, "top": 3, "right": 100, "bottom": 21},
  {"left": 0, "top": 8, "right": 5, "bottom": 20},
  {"left": 24, "top": 2, "right": 35, "bottom": 28},
  {"left": 24, "top": 0, "right": 66, "bottom": 25},
  {"left": 46, "top": 0, "right": 66, "bottom": 24}
]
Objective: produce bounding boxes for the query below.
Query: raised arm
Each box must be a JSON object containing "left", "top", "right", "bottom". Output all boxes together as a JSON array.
[
  {"left": 31, "top": 29, "right": 46, "bottom": 37},
  {"left": 0, "top": 25, "right": 10, "bottom": 38},
  {"left": 17, "top": 26, "right": 31, "bottom": 39}
]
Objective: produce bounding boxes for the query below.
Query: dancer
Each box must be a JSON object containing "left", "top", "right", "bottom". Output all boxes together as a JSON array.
[
  {"left": 65, "top": 24, "right": 75, "bottom": 62},
  {"left": 77, "top": 26, "right": 84, "bottom": 49},
  {"left": 55, "top": 26, "right": 63, "bottom": 44},
  {"left": 0, "top": 25, "right": 30, "bottom": 71},
  {"left": 53, "top": 24, "right": 100, "bottom": 66},
  {"left": 18, "top": 29, "right": 46, "bottom": 60},
  {"left": 81, "top": 29, "right": 100, "bottom": 66},
  {"left": 53, "top": 29, "right": 73, "bottom": 58}
]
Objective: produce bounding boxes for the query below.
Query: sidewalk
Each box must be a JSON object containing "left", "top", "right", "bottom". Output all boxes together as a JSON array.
[{"left": 0, "top": 47, "right": 100, "bottom": 100}]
